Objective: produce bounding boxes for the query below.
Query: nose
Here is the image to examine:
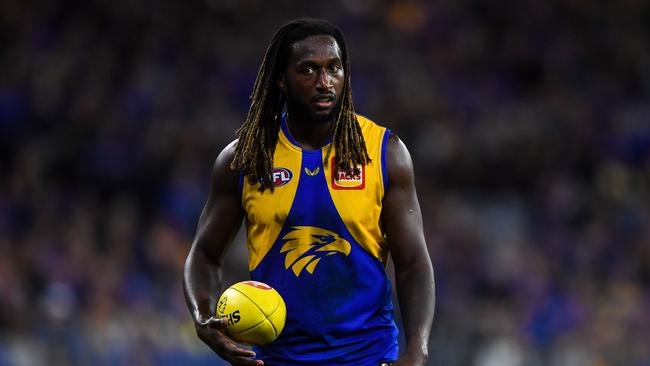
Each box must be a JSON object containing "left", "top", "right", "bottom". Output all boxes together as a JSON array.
[{"left": 316, "top": 70, "right": 333, "bottom": 91}]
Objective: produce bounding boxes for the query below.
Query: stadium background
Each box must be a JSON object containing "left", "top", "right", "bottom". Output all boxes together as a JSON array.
[{"left": 1, "top": 0, "right": 649, "bottom": 365}]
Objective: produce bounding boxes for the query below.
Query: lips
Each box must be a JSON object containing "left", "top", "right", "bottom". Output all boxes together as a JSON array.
[{"left": 311, "top": 94, "right": 335, "bottom": 109}]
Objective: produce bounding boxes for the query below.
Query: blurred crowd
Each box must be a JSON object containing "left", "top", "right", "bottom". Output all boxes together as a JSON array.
[{"left": 1, "top": 0, "right": 649, "bottom": 365}]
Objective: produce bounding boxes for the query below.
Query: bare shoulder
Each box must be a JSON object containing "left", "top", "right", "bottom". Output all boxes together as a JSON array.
[
  {"left": 385, "top": 133, "right": 415, "bottom": 187},
  {"left": 210, "top": 139, "right": 240, "bottom": 194},
  {"left": 214, "top": 139, "right": 238, "bottom": 170}
]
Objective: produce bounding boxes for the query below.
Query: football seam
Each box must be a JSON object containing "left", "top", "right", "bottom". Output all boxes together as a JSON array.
[
  {"left": 229, "top": 287, "right": 275, "bottom": 335},
  {"left": 266, "top": 302, "right": 281, "bottom": 337},
  {"left": 259, "top": 292, "right": 282, "bottom": 337}
]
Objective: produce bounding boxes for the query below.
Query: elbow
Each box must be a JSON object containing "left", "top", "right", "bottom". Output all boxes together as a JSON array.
[{"left": 397, "top": 252, "right": 434, "bottom": 279}]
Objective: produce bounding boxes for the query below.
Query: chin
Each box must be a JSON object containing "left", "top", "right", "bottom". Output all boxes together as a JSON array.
[
  {"left": 313, "top": 111, "right": 336, "bottom": 123},
  {"left": 289, "top": 99, "right": 340, "bottom": 123},
  {"left": 312, "top": 104, "right": 341, "bottom": 123},
  {"left": 312, "top": 109, "right": 335, "bottom": 122}
]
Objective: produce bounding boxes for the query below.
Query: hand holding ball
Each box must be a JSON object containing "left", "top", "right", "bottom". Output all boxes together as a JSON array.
[{"left": 216, "top": 281, "right": 286, "bottom": 345}]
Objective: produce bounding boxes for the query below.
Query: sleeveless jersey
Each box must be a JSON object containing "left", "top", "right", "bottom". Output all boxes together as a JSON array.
[{"left": 240, "top": 114, "right": 398, "bottom": 365}]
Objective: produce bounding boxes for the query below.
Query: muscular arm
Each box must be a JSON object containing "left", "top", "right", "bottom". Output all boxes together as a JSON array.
[
  {"left": 382, "top": 134, "right": 435, "bottom": 366},
  {"left": 183, "top": 141, "right": 262, "bottom": 366}
]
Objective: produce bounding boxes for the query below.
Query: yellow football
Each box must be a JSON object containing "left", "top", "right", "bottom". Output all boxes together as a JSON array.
[{"left": 216, "top": 281, "right": 286, "bottom": 345}]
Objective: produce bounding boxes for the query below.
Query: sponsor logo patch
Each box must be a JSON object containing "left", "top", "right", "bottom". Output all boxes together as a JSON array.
[
  {"left": 331, "top": 157, "right": 365, "bottom": 190},
  {"left": 271, "top": 167, "right": 293, "bottom": 187}
]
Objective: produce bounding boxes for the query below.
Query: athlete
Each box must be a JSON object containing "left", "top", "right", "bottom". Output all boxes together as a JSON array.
[{"left": 183, "top": 18, "right": 435, "bottom": 366}]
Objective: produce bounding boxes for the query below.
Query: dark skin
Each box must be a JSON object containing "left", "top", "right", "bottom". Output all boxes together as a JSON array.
[
  {"left": 278, "top": 35, "right": 345, "bottom": 148},
  {"left": 381, "top": 133, "right": 435, "bottom": 366},
  {"left": 183, "top": 35, "right": 435, "bottom": 366}
]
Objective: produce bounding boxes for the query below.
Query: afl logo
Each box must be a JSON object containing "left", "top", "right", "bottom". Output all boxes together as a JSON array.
[{"left": 272, "top": 168, "right": 293, "bottom": 187}]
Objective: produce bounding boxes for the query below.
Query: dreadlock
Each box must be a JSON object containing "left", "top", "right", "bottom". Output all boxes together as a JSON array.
[{"left": 230, "top": 18, "right": 370, "bottom": 191}]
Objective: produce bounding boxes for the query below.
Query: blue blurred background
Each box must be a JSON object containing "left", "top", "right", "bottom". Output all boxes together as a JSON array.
[{"left": 1, "top": 0, "right": 649, "bottom": 365}]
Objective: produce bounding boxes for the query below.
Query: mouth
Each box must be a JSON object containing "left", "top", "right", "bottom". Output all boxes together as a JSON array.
[{"left": 311, "top": 94, "right": 336, "bottom": 109}]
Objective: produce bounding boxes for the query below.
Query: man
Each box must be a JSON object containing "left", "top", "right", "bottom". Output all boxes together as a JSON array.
[{"left": 183, "top": 18, "right": 434, "bottom": 366}]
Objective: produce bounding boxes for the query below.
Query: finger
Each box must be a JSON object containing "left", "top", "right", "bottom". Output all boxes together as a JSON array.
[
  {"left": 204, "top": 342, "right": 258, "bottom": 364},
  {"left": 228, "top": 355, "right": 264, "bottom": 366},
  {"left": 204, "top": 334, "right": 256, "bottom": 358},
  {"left": 224, "top": 337, "right": 258, "bottom": 358},
  {"left": 226, "top": 344, "right": 257, "bottom": 358}
]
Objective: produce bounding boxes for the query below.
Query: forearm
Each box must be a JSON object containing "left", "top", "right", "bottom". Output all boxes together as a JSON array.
[
  {"left": 395, "top": 256, "right": 435, "bottom": 363},
  {"left": 183, "top": 246, "right": 224, "bottom": 323}
]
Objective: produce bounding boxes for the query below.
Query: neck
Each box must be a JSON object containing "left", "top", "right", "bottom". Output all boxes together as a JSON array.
[{"left": 285, "top": 110, "right": 335, "bottom": 150}]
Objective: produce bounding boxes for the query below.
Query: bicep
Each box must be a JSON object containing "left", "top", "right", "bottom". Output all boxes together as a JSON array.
[
  {"left": 192, "top": 142, "right": 245, "bottom": 263},
  {"left": 381, "top": 135, "right": 427, "bottom": 267}
]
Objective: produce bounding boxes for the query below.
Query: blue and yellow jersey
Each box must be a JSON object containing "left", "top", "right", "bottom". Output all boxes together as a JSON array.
[{"left": 240, "top": 114, "right": 398, "bottom": 365}]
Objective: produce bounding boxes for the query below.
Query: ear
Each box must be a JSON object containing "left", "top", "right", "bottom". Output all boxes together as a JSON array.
[{"left": 277, "top": 75, "right": 287, "bottom": 92}]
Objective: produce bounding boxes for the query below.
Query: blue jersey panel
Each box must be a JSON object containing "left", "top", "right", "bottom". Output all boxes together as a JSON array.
[{"left": 251, "top": 150, "right": 398, "bottom": 365}]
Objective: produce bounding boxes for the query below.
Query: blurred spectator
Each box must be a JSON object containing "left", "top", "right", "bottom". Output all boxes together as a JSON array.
[{"left": 0, "top": 0, "right": 648, "bottom": 365}]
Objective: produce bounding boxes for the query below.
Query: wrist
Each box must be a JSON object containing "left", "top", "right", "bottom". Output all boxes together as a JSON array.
[
  {"left": 193, "top": 308, "right": 212, "bottom": 324},
  {"left": 193, "top": 298, "right": 217, "bottom": 324},
  {"left": 403, "top": 343, "right": 428, "bottom": 364}
]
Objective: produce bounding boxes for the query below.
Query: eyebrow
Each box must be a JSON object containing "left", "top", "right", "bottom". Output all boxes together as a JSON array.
[{"left": 295, "top": 57, "right": 342, "bottom": 66}]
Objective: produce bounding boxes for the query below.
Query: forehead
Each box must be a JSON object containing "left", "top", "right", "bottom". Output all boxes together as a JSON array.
[{"left": 288, "top": 35, "right": 342, "bottom": 63}]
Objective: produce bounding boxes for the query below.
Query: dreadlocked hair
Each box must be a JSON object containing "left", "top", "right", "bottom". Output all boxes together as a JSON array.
[{"left": 230, "top": 18, "right": 370, "bottom": 191}]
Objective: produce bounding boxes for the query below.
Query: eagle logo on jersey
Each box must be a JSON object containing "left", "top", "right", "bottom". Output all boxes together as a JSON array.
[{"left": 280, "top": 226, "right": 351, "bottom": 277}]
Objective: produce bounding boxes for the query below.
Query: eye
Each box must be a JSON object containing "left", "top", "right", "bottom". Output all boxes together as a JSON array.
[
  {"left": 329, "top": 65, "right": 342, "bottom": 74},
  {"left": 301, "top": 67, "right": 315, "bottom": 75}
]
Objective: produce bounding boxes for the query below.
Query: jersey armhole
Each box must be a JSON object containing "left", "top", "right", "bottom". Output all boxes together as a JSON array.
[
  {"left": 238, "top": 171, "right": 245, "bottom": 201},
  {"left": 380, "top": 128, "right": 391, "bottom": 193}
]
